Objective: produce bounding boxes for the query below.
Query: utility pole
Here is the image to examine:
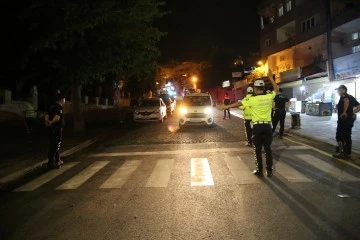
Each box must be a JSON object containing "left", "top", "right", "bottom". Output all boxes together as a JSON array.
[{"left": 326, "top": 0, "right": 335, "bottom": 81}]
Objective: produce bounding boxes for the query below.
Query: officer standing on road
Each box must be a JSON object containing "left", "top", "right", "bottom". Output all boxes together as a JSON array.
[
  {"left": 218, "top": 72, "right": 278, "bottom": 177},
  {"left": 334, "top": 85, "right": 360, "bottom": 159},
  {"left": 45, "top": 94, "right": 66, "bottom": 169},
  {"left": 223, "top": 92, "right": 231, "bottom": 119},
  {"left": 272, "top": 88, "right": 290, "bottom": 139},
  {"left": 240, "top": 87, "right": 253, "bottom": 146}
]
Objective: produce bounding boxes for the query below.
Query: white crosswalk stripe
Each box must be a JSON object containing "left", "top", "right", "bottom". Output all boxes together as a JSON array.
[
  {"left": 57, "top": 161, "right": 110, "bottom": 190},
  {"left": 190, "top": 158, "right": 214, "bottom": 186},
  {"left": 100, "top": 160, "right": 142, "bottom": 189},
  {"left": 145, "top": 159, "right": 174, "bottom": 188},
  {"left": 224, "top": 155, "right": 261, "bottom": 184},
  {"left": 13, "top": 152, "right": 360, "bottom": 192},
  {"left": 296, "top": 154, "right": 359, "bottom": 182},
  {"left": 275, "top": 161, "right": 313, "bottom": 182},
  {"left": 14, "top": 162, "right": 79, "bottom": 192}
]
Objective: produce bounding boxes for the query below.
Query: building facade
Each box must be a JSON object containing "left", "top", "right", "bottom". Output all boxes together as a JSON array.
[{"left": 258, "top": 0, "right": 360, "bottom": 103}]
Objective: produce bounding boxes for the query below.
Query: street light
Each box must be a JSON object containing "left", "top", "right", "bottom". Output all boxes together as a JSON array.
[{"left": 257, "top": 61, "right": 263, "bottom": 66}]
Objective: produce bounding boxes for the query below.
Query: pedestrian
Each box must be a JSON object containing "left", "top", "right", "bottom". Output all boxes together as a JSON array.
[
  {"left": 45, "top": 94, "right": 66, "bottom": 169},
  {"left": 223, "top": 92, "right": 231, "bottom": 119},
  {"left": 272, "top": 88, "right": 290, "bottom": 139},
  {"left": 24, "top": 98, "right": 37, "bottom": 133},
  {"left": 218, "top": 72, "right": 278, "bottom": 177},
  {"left": 240, "top": 87, "right": 253, "bottom": 146},
  {"left": 333, "top": 85, "right": 360, "bottom": 159}
]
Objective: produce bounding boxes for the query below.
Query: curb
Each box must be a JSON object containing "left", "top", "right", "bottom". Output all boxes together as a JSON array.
[
  {"left": 0, "top": 136, "right": 101, "bottom": 191},
  {"left": 230, "top": 110, "right": 360, "bottom": 157}
]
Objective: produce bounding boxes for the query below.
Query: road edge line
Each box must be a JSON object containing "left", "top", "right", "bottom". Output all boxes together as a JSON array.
[{"left": 0, "top": 137, "right": 100, "bottom": 190}]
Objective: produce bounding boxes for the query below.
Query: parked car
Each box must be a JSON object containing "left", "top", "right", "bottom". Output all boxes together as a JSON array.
[
  {"left": 133, "top": 98, "right": 167, "bottom": 123},
  {"left": 178, "top": 93, "right": 214, "bottom": 128},
  {"left": 160, "top": 93, "right": 176, "bottom": 114}
]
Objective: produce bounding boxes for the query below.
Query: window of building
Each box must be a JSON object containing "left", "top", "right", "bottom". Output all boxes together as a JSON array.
[
  {"left": 352, "top": 32, "right": 359, "bottom": 40},
  {"left": 265, "top": 39, "right": 272, "bottom": 47},
  {"left": 286, "top": 1, "right": 292, "bottom": 11},
  {"left": 353, "top": 45, "right": 360, "bottom": 53},
  {"left": 280, "top": 55, "right": 285, "bottom": 61},
  {"left": 301, "top": 15, "right": 319, "bottom": 32},
  {"left": 278, "top": 5, "right": 284, "bottom": 16}
]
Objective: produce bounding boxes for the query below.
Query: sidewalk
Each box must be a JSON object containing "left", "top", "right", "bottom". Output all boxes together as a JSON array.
[
  {"left": 230, "top": 108, "right": 360, "bottom": 153},
  {"left": 0, "top": 107, "right": 134, "bottom": 190}
]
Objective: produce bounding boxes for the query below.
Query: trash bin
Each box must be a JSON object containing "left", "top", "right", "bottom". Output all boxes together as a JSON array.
[{"left": 291, "top": 112, "right": 301, "bottom": 129}]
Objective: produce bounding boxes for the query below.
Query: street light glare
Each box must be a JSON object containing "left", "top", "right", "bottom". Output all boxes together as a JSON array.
[
  {"left": 192, "top": 76, "right": 198, "bottom": 82},
  {"left": 257, "top": 61, "right": 263, "bottom": 66}
]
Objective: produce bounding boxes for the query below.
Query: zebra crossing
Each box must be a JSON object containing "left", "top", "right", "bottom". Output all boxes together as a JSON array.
[{"left": 13, "top": 153, "right": 360, "bottom": 192}]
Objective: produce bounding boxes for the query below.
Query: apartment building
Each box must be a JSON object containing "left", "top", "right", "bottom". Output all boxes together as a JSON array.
[{"left": 258, "top": 0, "right": 360, "bottom": 102}]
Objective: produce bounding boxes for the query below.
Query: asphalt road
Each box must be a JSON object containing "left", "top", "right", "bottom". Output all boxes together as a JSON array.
[{"left": 1, "top": 109, "right": 359, "bottom": 240}]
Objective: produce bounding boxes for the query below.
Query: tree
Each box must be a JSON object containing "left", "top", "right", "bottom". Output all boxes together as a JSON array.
[{"left": 19, "top": 0, "right": 165, "bottom": 132}]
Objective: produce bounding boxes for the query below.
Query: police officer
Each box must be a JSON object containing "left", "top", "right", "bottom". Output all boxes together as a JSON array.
[
  {"left": 45, "top": 94, "right": 66, "bottom": 169},
  {"left": 333, "top": 85, "right": 360, "bottom": 159},
  {"left": 219, "top": 73, "right": 278, "bottom": 177},
  {"left": 240, "top": 87, "right": 253, "bottom": 146},
  {"left": 223, "top": 92, "right": 231, "bottom": 119},
  {"left": 272, "top": 88, "right": 290, "bottom": 139}
]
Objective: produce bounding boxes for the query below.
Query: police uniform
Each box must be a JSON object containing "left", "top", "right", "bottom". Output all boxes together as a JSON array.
[
  {"left": 272, "top": 92, "right": 289, "bottom": 138},
  {"left": 336, "top": 92, "right": 359, "bottom": 157},
  {"left": 240, "top": 87, "right": 253, "bottom": 146},
  {"left": 242, "top": 82, "right": 276, "bottom": 177},
  {"left": 223, "top": 95, "right": 231, "bottom": 119},
  {"left": 47, "top": 102, "right": 65, "bottom": 168}
]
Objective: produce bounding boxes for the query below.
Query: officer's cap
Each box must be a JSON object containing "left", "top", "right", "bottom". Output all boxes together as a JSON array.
[
  {"left": 254, "top": 80, "right": 265, "bottom": 87},
  {"left": 247, "top": 87, "right": 253, "bottom": 93},
  {"left": 336, "top": 85, "right": 347, "bottom": 91}
]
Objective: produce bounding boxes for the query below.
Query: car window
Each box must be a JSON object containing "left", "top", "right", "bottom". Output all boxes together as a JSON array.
[
  {"left": 140, "top": 99, "right": 159, "bottom": 107},
  {"left": 183, "top": 96, "right": 211, "bottom": 106}
]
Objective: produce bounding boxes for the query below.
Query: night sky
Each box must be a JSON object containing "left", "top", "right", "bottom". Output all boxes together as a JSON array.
[{"left": 158, "top": 0, "right": 262, "bottom": 64}]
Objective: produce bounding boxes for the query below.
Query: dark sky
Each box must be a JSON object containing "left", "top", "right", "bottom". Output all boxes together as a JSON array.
[{"left": 157, "top": 0, "right": 263, "bottom": 64}]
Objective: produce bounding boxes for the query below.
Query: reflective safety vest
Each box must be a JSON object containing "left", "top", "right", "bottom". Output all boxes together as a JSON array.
[
  {"left": 25, "top": 102, "right": 36, "bottom": 118},
  {"left": 240, "top": 94, "right": 252, "bottom": 120},
  {"left": 242, "top": 91, "right": 276, "bottom": 122}
]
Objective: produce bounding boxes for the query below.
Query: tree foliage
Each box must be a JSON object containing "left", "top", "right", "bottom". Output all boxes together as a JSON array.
[{"left": 20, "top": 0, "right": 165, "bottom": 84}]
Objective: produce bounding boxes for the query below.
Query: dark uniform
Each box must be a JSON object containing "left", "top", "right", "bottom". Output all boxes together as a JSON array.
[
  {"left": 272, "top": 93, "right": 289, "bottom": 137},
  {"left": 242, "top": 91, "right": 276, "bottom": 176},
  {"left": 336, "top": 93, "right": 359, "bottom": 157},
  {"left": 223, "top": 95, "right": 231, "bottom": 119},
  {"left": 47, "top": 103, "right": 65, "bottom": 168}
]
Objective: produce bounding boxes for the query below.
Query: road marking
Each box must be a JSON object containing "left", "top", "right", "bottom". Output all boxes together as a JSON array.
[
  {"left": 100, "top": 160, "right": 142, "bottom": 189},
  {"left": 145, "top": 159, "right": 174, "bottom": 188},
  {"left": 285, "top": 136, "right": 360, "bottom": 171},
  {"left": 14, "top": 162, "right": 79, "bottom": 192},
  {"left": 296, "top": 154, "right": 359, "bottom": 182},
  {"left": 89, "top": 146, "right": 308, "bottom": 157},
  {"left": 191, "top": 158, "right": 214, "bottom": 186},
  {"left": 224, "top": 155, "right": 261, "bottom": 184},
  {"left": 275, "top": 161, "right": 313, "bottom": 182},
  {"left": 57, "top": 161, "right": 110, "bottom": 190}
]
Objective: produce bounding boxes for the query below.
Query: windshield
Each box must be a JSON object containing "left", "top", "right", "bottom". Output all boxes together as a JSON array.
[
  {"left": 183, "top": 96, "right": 211, "bottom": 106},
  {"left": 140, "top": 99, "right": 159, "bottom": 107}
]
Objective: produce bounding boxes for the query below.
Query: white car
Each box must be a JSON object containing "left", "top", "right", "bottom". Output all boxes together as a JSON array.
[
  {"left": 134, "top": 98, "right": 167, "bottom": 123},
  {"left": 178, "top": 93, "right": 214, "bottom": 128}
]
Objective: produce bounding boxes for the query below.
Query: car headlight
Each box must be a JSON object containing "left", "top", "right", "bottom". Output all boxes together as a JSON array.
[
  {"left": 204, "top": 107, "right": 213, "bottom": 114},
  {"left": 179, "top": 107, "right": 188, "bottom": 114}
]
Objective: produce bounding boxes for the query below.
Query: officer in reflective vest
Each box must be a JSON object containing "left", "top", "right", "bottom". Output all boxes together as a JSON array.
[
  {"left": 218, "top": 72, "right": 278, "bottom": 177},
  {"left": 240, "top": 87, "right": 253, "bottom": 147}
]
